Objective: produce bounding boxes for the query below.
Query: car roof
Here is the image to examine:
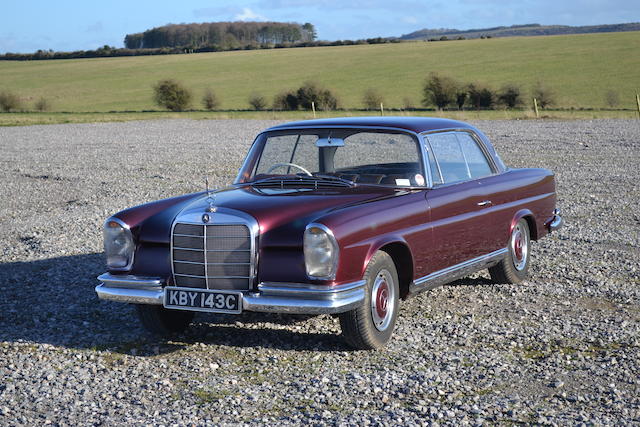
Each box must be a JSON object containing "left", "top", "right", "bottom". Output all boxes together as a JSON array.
[{"left": 265, "top": 116, "right": 476, "bottom": 134}]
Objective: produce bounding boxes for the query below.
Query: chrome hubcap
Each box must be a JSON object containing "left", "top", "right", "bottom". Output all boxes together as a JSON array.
[
  {"left": 510, "top": 223, "right": 529, "bottom": 271},
  {"left": 371, "top": 269, "right": 395, "bottom": 331}
]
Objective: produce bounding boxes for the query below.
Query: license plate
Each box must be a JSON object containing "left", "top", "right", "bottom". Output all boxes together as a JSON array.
[{"left": 164, "top": 287, "right": 242, "bottom": 314}]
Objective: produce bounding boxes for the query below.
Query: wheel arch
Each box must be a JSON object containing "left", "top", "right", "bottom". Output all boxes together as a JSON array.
[
  {"left": 363, "top": 237, "right": 414, "bottom": 300},
  {"left": 511, "top": 209, "right": 538, "bottom": 241}
]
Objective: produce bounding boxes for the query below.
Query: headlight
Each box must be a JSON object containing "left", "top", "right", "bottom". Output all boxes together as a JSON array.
[
  {"left": 304, "top": 224, "right": 338, "bottom": 279},
  {"left": 103, "top": 218, "right": 135, "bottom": 271}
]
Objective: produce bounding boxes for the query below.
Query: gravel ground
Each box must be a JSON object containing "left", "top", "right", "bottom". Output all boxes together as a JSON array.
[{"left": 0, "top": 119, "right": 639, "bottom": 426}]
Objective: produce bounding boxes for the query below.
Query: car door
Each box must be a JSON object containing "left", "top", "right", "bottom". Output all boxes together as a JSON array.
[
  {"left": 422, "top": 131, "right": 496, "bottom": 274},
  {"left": 455, "top": 132, "right": 510, "bottom": 254}
]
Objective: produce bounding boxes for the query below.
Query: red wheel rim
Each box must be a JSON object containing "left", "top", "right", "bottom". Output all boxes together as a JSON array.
[
  {"left": 513, "top": 231, "right": 523, "bottom": 261},
  {"left": 375, "top": 281, "right": 389, "bottom": 318}
]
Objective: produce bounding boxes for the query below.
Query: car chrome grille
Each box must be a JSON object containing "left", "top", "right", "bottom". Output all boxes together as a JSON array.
[{"left": 172, "top": 223, "right": 252, "bottom": 290}]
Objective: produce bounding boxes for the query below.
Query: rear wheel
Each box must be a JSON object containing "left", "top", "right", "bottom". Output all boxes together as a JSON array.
[
  {"left": 489, "top": 218, "right": 530, "bottom": 284},
  {"left": 136, "top": 304, "right": 194, "bottom": 336},
  {"left": 339, "top": 251, "right": 400, "bottom": 350}
]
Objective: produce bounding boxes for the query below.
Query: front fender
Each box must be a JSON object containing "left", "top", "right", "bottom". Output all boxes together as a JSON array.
[{"left": 361, "top": 235, "right": 414, "bottom": 281}]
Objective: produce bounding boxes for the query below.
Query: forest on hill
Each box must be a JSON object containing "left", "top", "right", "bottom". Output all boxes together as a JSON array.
[{"left": 124, "top": 22, "right": 317, "bottom": 49}]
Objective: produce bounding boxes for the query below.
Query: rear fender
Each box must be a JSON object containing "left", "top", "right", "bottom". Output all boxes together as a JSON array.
[{"left": 511, "top": 209, "right": 537, "bottom": 241}]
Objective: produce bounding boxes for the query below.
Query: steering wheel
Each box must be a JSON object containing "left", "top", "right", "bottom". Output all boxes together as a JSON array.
[{"left": 266, "top": 162, "right": 312, "bottom": 176}]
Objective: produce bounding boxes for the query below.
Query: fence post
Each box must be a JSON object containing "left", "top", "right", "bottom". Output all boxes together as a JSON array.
[
  {"left": 533, "top": 98, "right": 540, "bottom": 118},
  {"left": 380, "top": 103, "right": 384, "bottom": 116},
  {"left": 312, "top": 101, "right": 316, "bottom": 118},
  {"left": 636, "top": 93, "right": 640, "bottom": 119}
]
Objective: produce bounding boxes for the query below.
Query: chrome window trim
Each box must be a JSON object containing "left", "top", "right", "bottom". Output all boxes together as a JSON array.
[
  {"left": 304, "top": 222, "right": 340, "bottom": 280},
  {"left": 170, "top": 205, "right": 260, "bottom": 291},
  {"left": 103, "top": 216, "right": 135, "bottom": 272},
  {"left": 236, "top": 125, "right": 432, "bottom": 190}
]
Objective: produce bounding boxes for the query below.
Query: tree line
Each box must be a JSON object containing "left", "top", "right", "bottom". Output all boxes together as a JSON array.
[
  {"left": 124, "top": 22, "right": 317, "bottom": 49},
  {"left": 0, "top": 35, "right": 398, "bottom": 62}
]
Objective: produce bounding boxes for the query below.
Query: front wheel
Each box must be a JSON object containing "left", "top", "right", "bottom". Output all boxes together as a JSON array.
[
  {"left": 136, "top": 304, "right": 194, "bottom": 336},
  {"left": 339, "top": 251, "right": 400, "bottom": 350},
  {"left": 489, "top": 218, "right": 530, "bottom": 284}
]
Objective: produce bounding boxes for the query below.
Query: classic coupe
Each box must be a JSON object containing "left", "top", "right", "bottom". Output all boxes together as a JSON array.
[{"left": 96, "top": 117, "right": 562, "bottom": 349}]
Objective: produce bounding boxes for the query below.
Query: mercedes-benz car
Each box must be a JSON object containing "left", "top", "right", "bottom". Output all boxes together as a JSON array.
[{"left": 96, "top": 117, "right": 562, "bottom": 349}]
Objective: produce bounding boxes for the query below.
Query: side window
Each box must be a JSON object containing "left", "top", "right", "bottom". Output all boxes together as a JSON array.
[
  {"left": 427, "top": 148, "right": 443, "bottom": 185},
  {"left": 456, "top": 133, "right": 493, "bottom": 178},
  {"left": 427, "top": 133, "right": 467, "bottom": 183}
]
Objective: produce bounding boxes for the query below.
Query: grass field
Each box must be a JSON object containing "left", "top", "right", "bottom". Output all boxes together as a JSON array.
[
  {"left": 0, "top": 31, "right": 639, "bottom": 115},
  {"left": 0, "top": 109, "right": 638, "bottom": 127}
]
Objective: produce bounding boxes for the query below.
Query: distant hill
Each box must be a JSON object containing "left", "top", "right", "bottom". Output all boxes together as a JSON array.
[{"left": 400, "top": 22, "right": 640, "bottom": 40}]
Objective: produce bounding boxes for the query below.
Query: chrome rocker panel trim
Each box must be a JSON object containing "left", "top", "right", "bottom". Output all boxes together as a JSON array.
[
  {"left": 96, "top": 274, "right": 365, "bottom": 315},
  {"left": 409, "top": 248, "right": 508, "bottom": 295}
]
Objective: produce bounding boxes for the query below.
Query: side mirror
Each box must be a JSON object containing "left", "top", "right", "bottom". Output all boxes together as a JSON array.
[{"left": 316, "top": 137, "right": 345, "bottom": 147}]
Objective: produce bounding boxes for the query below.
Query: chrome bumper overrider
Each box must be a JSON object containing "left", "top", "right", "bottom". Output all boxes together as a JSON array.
[
  {"left": 547, "top": 208, "right": 563, "bottom": 232},
  {"left": 96, "top": 273, "right": 365, "bottom": 314}
]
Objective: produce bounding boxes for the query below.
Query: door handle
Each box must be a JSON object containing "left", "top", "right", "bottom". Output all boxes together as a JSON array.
[{"left": 477, "top": 200, "right": 492, "bottom": 206}]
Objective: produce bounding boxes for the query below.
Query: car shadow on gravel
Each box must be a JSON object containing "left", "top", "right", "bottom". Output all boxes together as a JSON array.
[{"left": 0, "top": 253, "right": 347, "bottom": 354}]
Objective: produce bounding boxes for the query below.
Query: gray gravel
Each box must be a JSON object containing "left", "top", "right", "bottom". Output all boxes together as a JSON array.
[{"left": 1, "top": 119, "right": 639, "bottom": 426}]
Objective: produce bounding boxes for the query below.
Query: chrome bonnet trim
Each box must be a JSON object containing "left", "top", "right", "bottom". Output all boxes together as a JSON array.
[{"left": 410, "top": 248, "right": 508, "bottom": 294}]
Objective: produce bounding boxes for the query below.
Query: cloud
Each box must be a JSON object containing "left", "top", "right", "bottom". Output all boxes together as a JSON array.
[
  {"left": 258, "top": 0, "right": 424, "bottom": 10},
  {"left": 193, "top": 6, "right": 237, "bottom": 18},
  {"left": 235, "top": 7, "right": 267, "bottom": 21}
]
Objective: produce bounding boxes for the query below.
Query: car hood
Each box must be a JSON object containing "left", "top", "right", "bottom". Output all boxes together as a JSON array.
[{"left": 131, "top": 184, "right": 401, "bottom": 245}]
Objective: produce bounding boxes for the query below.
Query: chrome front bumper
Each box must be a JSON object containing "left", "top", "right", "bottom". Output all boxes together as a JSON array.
[{"left": 96, "top": 273, "right": 365, "bottom": 315}]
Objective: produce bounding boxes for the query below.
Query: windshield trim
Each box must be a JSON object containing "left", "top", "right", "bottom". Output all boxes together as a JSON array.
[{"left": 234, "top": 126, "right": 432, "bottom": 189}]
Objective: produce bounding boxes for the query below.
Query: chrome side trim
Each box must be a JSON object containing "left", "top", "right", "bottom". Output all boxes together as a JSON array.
[{"left": 410, "top": 248, "right": 508, "bottom": 294}]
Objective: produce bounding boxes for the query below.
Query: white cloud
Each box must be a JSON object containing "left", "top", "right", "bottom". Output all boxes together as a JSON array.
[{"left": 235, "top": 7, "right": 267, "bottom": 21}]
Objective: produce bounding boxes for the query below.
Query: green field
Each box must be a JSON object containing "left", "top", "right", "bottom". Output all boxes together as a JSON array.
[{"left": 1, "top": 31, "right": 639, "bottom": 114}]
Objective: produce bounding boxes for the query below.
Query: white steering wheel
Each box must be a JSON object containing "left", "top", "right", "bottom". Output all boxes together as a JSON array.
[{"left": 266, "top": 162, "right": 312, "bottom": 176}]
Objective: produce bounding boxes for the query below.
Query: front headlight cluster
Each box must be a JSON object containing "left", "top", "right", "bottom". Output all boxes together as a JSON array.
[
  {"left": 304, "top": 224, "right": 338, "bottom": 279},
  {"left": 104, "top": 218, "right": 135, "bottom": 271}
]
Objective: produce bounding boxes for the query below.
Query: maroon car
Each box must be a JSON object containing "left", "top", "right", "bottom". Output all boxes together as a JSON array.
[{"left": 96, "top": 117, "right": 562, "bottom": 349}]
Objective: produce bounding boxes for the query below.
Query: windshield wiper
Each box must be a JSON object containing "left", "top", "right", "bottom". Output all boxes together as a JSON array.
[
  {"left": 312, "top": 174, "right": 356, "bottom": 187},
  {"left": 248, "top": 174, "right": 356, "bottom": 188}
]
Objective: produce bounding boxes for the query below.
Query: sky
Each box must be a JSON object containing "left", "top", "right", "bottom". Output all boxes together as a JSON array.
[{"left": 1, "top": 0, "right": 639, "bottom": 53}]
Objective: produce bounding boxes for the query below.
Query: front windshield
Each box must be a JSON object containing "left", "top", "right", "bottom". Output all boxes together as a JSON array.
[{"left": 238, "top": 129, "right": 425, "bottom": 187}]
